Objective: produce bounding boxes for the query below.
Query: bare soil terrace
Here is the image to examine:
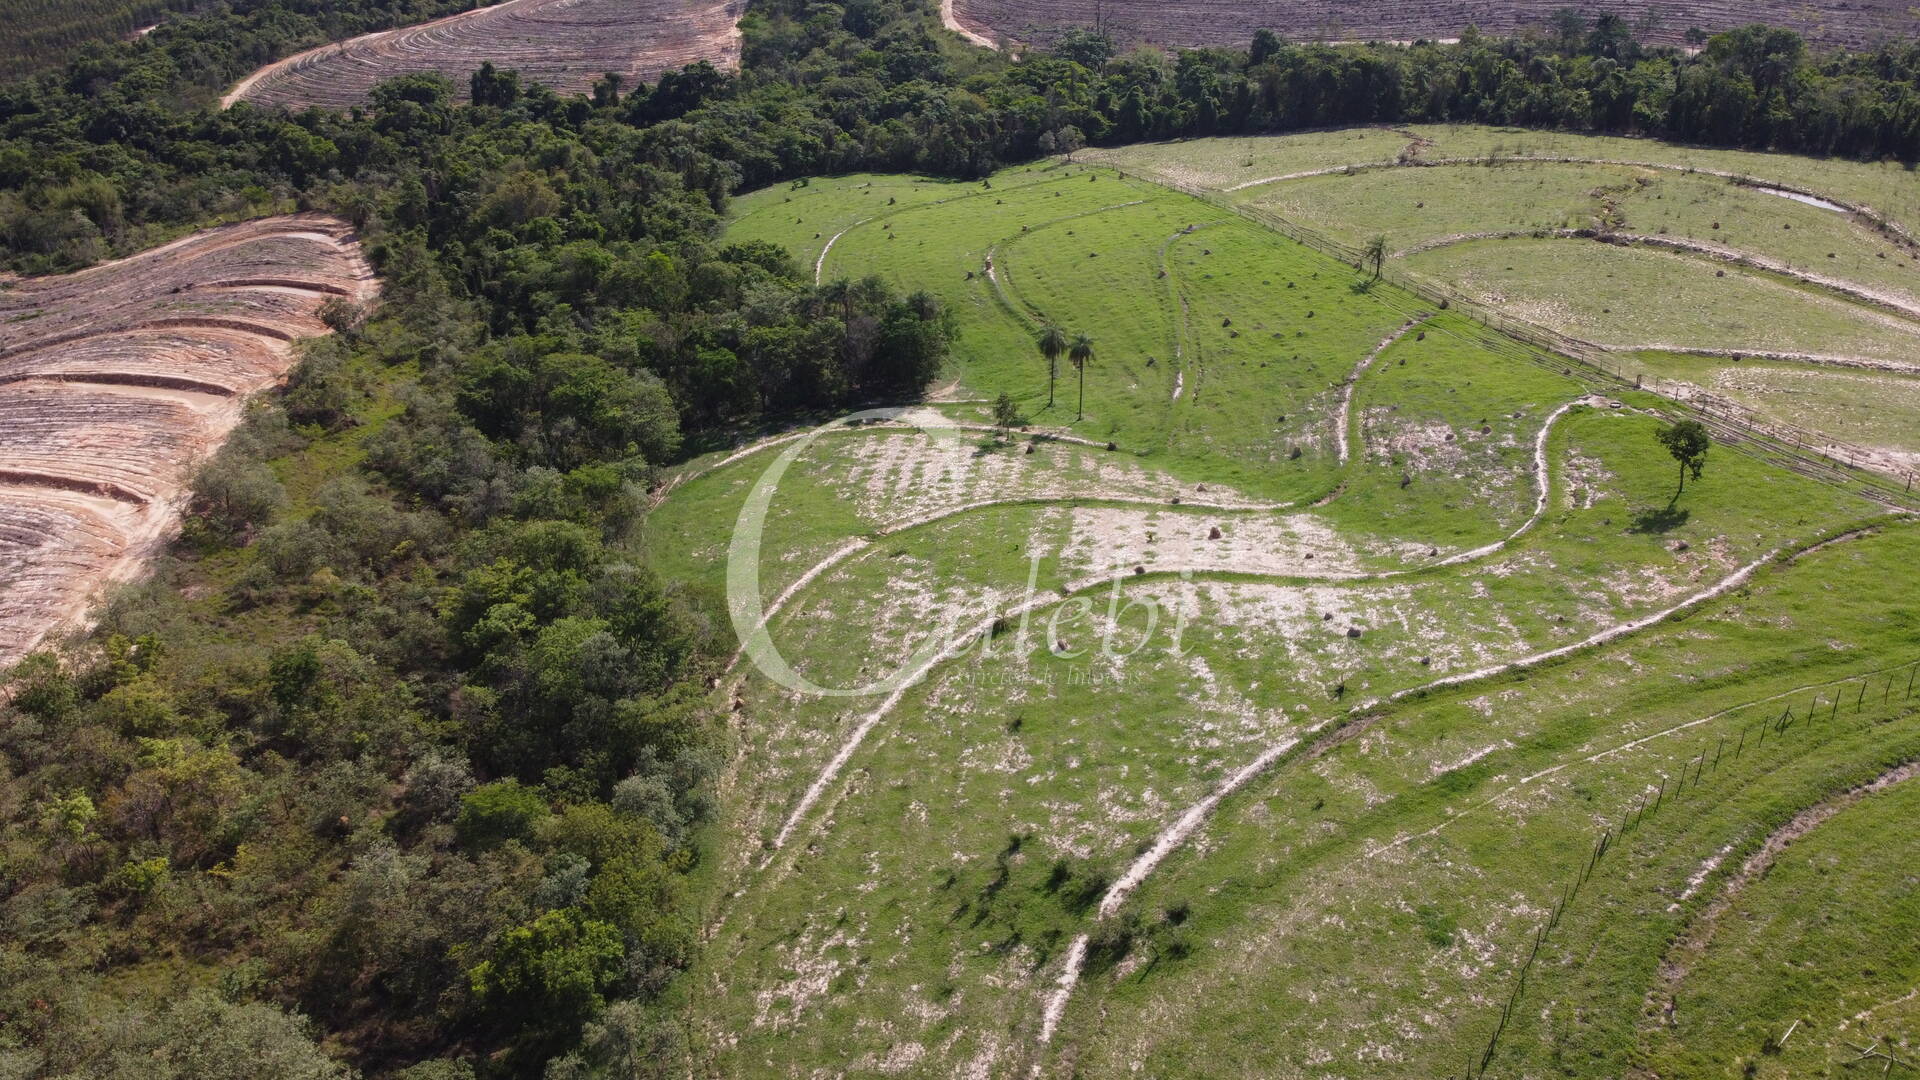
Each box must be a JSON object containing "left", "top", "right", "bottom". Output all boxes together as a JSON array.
[
  {"left": 0, "top": 213, "right": 377, "bottom": 666},
  {"left": 947, "top": 0, "right": 1920, "bottom": 52},
  {"left": 223, "top": 0, "right": 745, "bottom": 110}
]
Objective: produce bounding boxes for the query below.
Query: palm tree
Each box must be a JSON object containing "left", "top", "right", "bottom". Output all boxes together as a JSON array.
[
  {"left": 1037, "top": 325, "right": 1068, "bottom": 408},
  {"left": 1068, "top": 333, "right": 1095, "bottom": 421}
]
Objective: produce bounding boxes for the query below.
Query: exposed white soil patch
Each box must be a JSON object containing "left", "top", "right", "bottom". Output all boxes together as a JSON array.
[
  {"left": 1059, "top": 507, "right": 1367, "bottom": 580},
  {"left": 939, "top": 0, "right": 999, "bottom": 49},
  {"left": 1675, "top": 842, "right": 1735, "bottom": 906},
  {"left": 1755, "top": 186, "right": 1848, "bottom": 213}
]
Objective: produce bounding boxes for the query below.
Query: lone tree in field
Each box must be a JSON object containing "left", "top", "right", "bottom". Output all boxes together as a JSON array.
[
  {"left": 993, "top": 392, "right": 1023, "bottom": 440},
  {"left": 1069, "top": 333, "right": 1096, "bottom": 421},
  {"left": 1038, "top": 325, "right": 1068, "bottom": 408},
  {"left": 1364, "top": 235, "right": 1389, "bottom": 282},
  {"left": 1656, "top": 419, "right": 1711, "bottom": 497}
]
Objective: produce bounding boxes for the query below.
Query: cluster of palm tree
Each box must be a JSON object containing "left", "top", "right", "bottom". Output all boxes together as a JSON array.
[{"left": 1036, "top": 324, "right": 1096, "bottom": 420}]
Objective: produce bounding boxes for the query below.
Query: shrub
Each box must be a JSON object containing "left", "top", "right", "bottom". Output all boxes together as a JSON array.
[{"left": 455, "top": 780, "right": 549, "bottom": 849}]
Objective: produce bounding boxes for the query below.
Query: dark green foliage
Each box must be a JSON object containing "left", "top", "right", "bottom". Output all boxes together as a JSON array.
[
  {"left": 456, "top": 780, "right": 551, "bottom": 849},
  {"left": 1656, "top": 418, "right": 1713, "bottom": 494}
]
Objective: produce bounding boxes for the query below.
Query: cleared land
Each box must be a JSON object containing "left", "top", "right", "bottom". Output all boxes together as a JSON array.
[
  {"left": 222, "top": 0, "right": 745, "bottom": 109},
  {"left": 0, "top": 213, "right": 377, "bottom": 665},
  {"left": 653, "top": 151, "right": 1918, "bottom": 1076},
  {"left": 946, "top": 0, "right": 1920, "bottom": 52}
]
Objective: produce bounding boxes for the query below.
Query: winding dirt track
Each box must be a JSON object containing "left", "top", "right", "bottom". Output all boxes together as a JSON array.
[
  {"left": 223, "top": 0, "right": 745, "bottom": 110},
  {"left": 0, "top": 214, "right": 378, "bottom": 667},
  {"left": 947, "top": 0, "right": 1920, "bottom": 52}
]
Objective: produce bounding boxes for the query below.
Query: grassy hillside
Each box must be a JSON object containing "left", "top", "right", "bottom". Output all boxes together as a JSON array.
[
  {"left": 1094, "top": 126, "right": 1920, "bottom": 473},
  {"left": 672, "top": 156, "right": 1912, "bottom": 1077}
]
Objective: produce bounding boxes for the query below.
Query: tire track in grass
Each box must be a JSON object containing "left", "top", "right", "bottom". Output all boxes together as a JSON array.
[
  {"left": 1335, "top": 317, "right": 1428, "bottom": 465},
  {"left": 814, "top": 218, "right": 871, "bottom": 284},
  {"left": 1651, "top": 756, "right": 1920, "bottom": 997}
]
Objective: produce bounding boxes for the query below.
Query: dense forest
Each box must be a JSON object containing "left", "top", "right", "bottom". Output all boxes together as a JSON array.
[{"left": 0, "top": 0, "right": 1916, "bottom": 1076}]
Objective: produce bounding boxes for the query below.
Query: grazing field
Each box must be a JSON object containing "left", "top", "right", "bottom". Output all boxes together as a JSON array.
[
  {"left": 662, "top": 149, "right": 1919, "bottom": 1076},
  {"left": 222, "top": 0, "right": 744, "bottom": 109},
  {"left": 0, "top": 213, "right": 376, "bottom": 665},
  {"left": 945, "top": 0, "right": 1920, "bottom": 52},
  {"left": 1404, "top": 237, "right": 1920, "bottom": 364},
  {"left": 1632, "top": 351, "right": 1920, "bottom": 471},
  {"left": 1641, "top": 767, "right": 1920, "bottom": 1078},
  {"left": 1094, "top": 126, "right": 1920, "bottom": 474}
]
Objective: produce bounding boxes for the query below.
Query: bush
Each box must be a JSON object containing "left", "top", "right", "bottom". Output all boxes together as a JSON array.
[
  {"left": 467, "top": 908, "right": 624, "bottom": 1041},
  {"left": 455, "top": 780, "right": 550, "bottom": 849}
]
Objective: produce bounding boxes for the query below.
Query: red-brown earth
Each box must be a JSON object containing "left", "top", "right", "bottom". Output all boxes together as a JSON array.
[
  {"left": 0, "top": 214, "right": 378, "bottom": 667},
  {"left": 947, "top": 0, "right": 1920, "bottom": 52},
  {"left": 223, "top": 0, "right": 746, "bottom": 110}
]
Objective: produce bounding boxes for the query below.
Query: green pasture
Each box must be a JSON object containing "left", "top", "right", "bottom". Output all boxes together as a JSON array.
[
  {"left": 1642, "top": 772, "right": 1920, "bottom": 1078},
  {"left": 684, "top": 141, "right": 1914, "bottom": 1079},
  {"left": 1404, "top": 237, "right": 1920, "bottom": 364},
  {"left": 1067, "top": 522, "right": 1920, "bottom": 1079}
]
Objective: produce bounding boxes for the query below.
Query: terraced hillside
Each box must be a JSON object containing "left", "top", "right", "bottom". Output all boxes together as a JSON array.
[
  {"left": 946, "top": 0, "right": 1920, "bottom": 51},
  {"left": 223, "top": 0, "right": 744, "bottom": 109},
  {"left": 1090, "top": 126, "right": 1920, "bottom": 477},
  {"left": 651, "top": 158, "right": 1920, "bottom": 1077},
  {"left": 0, "top": 214, "right": 377, "bottom": 666}
]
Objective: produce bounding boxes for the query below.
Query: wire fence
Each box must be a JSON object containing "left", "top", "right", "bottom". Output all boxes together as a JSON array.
[{"left": 1464, "top": 657, "right": 1920, "bottom": 1079}]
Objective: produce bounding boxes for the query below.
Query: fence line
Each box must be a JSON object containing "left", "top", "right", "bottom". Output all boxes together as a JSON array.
[{"left": 1463, "top": 657, "right": 1920, "bottom": 1078}]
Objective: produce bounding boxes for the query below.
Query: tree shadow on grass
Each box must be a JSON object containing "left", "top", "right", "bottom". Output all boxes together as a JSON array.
[{"left": 1629, "top": 504, "right": 1691, "bottom": 534}]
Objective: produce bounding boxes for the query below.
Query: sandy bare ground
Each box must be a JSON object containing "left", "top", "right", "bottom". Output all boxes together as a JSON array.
[
  {"left": 940, "top": 0, "right": 999, "bottom": 50},
  {"left": 223, "top": 0, "right": 745, "bottom": 110},
  {"left": 0, "top": 214, "right": 377, "bottom": 667}
]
